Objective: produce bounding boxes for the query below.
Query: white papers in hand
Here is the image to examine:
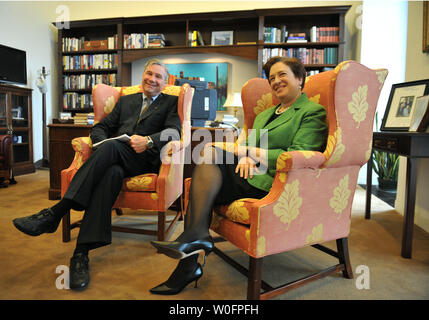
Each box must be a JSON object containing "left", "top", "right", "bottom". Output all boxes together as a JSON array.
[{"left": 92, "top": 134, "right": 131, "bottom": 148}]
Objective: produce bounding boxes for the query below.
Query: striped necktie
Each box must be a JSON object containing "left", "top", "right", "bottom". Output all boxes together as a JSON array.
[{"left": 138, "top": 96, "right": 151, "bottom": 122}]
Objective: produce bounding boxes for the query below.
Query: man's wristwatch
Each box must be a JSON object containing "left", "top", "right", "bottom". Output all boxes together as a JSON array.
[{"left": 146, "top": 136, "right": 154, "bottom": 149}]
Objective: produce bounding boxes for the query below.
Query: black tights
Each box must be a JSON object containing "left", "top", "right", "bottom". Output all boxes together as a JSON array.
[{"left": 163, "top": 146, "right": 223, "bottom": 287}]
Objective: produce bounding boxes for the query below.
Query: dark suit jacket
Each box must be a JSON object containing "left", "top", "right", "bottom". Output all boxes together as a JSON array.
[{"left": 90, "top": 92, "right": 180, "bottom": 167}]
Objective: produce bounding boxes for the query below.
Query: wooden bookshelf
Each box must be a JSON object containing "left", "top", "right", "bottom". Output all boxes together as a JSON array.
[{"left": 53, "top": 6, "right": 350, "bottom": 114}]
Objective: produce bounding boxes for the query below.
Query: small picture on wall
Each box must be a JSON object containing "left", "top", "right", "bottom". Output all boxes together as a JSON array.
[{"left": 166, "top": 62, "right": 229, "bottom": 111}]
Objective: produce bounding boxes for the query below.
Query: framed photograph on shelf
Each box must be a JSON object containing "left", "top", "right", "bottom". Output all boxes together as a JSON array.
[
  {"left": 380, "top": 79, "right": 429, "bottom": 131},
  {"left": 211, "top": 31, "right": 233, "bottom": 46},
  {"left": 409, "top": 95, "right": 429, "bottom": 132}
]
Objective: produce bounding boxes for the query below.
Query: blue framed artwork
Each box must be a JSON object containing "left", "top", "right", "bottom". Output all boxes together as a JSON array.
[{"left": 166, "top": 62, "right": 229, "bottom": 110}]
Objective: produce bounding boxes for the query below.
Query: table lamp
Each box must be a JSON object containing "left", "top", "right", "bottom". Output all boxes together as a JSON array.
[{"left": 224, "top": 92, "right": 242, "bottom": 118}]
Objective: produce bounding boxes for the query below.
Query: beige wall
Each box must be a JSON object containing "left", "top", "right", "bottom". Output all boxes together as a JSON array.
[
  {"left": 396, "top": 1, "right": 429, "bottom": 232},
  {"left": 0, "top": 1, "right": 362, "bottom": 161}
]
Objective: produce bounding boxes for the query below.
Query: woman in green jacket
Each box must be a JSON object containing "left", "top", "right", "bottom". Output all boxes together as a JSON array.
[{"left": 150, "top": 56, "right": 328, "bottom": 295}]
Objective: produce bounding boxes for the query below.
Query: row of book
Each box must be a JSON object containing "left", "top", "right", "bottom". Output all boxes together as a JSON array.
[
  {"left": 63, "top": 93, "right": 93, "bottom": 110},
  {"left": 309, "top": 26, "right": 340, "bottom": 42},
  {"left": 263, "top": 26, "right": 340, "bottom": 43},
  {"left": 263, "top": 26, "right": 287, "bottom": 43},
  {"left": 73, "top": 113, "right": 94, "bottom": 125},
  {"left": 63, "top": 54, "right": 118, "bottom": 71},
  {"left": 62, "top": 36, "right": 117, "bottom": 52},
  {"left": 123, "top": 33, "right": 166, "bottom": 49},
  {"left": 262, "top": 47, "right": 338, "bottom": 65},
  {"left": 63, "top": 74, "right": 117, "bottom": 90}
]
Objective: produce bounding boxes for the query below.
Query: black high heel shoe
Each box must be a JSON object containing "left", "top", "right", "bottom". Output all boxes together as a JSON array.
[
  {"left": 149, "top": 263, "right": 203, "bottom": 295},
  {"left": 151, "top": 236, "right": 214, "bottom": 265}
]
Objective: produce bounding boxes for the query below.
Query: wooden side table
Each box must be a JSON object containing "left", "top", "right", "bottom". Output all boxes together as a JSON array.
[
  {"left": 366, "top": 131, "right": 429, "bottom": 258},
  {"left": 48, "top": 123, "right": 91, "bottom": 200}
]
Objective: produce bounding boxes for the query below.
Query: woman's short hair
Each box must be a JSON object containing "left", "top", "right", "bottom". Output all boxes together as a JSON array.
[
  {"left": 144, "top": 59, "right": 169, "bottom": 81},
  {"left": 263, "top": 57, "right": 306, "bottom": 90}
]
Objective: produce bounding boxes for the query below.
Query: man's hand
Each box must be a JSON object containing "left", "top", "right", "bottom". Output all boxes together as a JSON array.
[
  {"left": 129, "top": 135, "right": 148, "bottom": 153},
  {"left": 235, "top": 156, "right": 259, "bottom": 179}
]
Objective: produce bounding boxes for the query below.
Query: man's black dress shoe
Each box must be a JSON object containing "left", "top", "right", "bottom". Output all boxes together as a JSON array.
[
  {"left": 12, "top": 208, "right": 61, "bottom": 236},
  {"left": 150, "top": 263, "right": 203, "bottom": 295},
  {"left": 70, "top": 253, "right": 90, "bottom": 290},
  {"left": 151, "top": 236, "right": 214, "bottom": 263}
]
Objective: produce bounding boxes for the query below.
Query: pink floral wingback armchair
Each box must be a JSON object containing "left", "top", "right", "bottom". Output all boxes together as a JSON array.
[
  {"left": 61, "top": 83, "right": 193, "bottom": 242},
  {"left": 184, "top": 61, "right": 388, "bottom": 299}
]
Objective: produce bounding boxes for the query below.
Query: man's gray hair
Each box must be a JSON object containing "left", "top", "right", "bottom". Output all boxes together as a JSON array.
[{"left": 144, "top": 59, "right": 169, "bottom": 81}]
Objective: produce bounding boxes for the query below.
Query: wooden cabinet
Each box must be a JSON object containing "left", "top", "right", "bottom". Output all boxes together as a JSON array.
[
  {"left": 0, "top": 84, "right": 34, "bottom": 176},
  {"left": 53, "top": 6, "right": 350, "bottom": 113},
  {"left": 48, "top": 124, "right": 91, "bottom": 199}
]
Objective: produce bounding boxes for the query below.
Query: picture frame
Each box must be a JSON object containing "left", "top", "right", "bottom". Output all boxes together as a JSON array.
[
  {"left": 59, "top": 112, "right": 72, "bottom": 120},
  {"left": 409, "top": 95, "right": 429, "bottom": 132},
  {"left": 211, "top": 31, "right": 233, "bottom": 46},
  {"left": 380, "top": 79, "right": 429, "bottom": 131},
  {"left": 166, "top": 62, "right": 230, "bottom": 111}
]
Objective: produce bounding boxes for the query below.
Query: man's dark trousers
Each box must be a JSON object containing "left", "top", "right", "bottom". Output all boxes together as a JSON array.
[{"left": 63, "top": 139, "right": 157, "bottom": 249}]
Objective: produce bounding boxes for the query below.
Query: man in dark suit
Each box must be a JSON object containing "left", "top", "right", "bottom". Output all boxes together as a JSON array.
[{"left": 13, "top": 59, "right": 180, "bottom": 290}]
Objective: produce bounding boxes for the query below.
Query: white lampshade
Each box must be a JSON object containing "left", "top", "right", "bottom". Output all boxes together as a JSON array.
[{"left": 224, "top": 92, "right": 242, "bottom": 108}]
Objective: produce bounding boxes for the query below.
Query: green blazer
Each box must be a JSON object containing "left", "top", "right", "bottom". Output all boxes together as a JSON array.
[{"left": 246, "top": 93, "right": 328, "bottom": 192}]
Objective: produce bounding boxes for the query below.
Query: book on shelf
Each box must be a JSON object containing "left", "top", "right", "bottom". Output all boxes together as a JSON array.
[
  {"left": 63, "top": 92, "right": 93, "bottom": 110},
  {"left": 92, "top": 134, "right": 131, "bottom": 148},
  {"left": 286, "top": 39, "right": 308, "bottom": 43},
  {"left": 62, "top": 35, "right": 117, "bottom": 52},
  {"left": 262, "top": 47, "right": 338, "bottom": 65},
  {"left": 73, "top": 112, "right": 90, "bottom": 125},
  {"left": 63, "top": 53, "right": 118, "bottom": 70},
  {"left": 286, "top": 32, "right": 307, "bottom": 43},
  {"left": 63, "top": 73, "right": 116, "bottom": 90},
  {"left": 309, "top": 26, "right": 339, "bottom": 42},
  {"left": 236, "top": 41, "right": 257, "bottom": 45},
  {"left": 123, "top": 33, "right": 166, "bottom": 49},
  {"left": 263, "top": 26, "right": 287, "bottom": 43},
  {"left": 189, "top": 30, "right": 204, "bottom": 46}
]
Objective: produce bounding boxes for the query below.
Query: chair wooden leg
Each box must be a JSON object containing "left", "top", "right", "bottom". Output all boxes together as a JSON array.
[
  {"left": 157, "top": 211, "right": 166, "bottom": 241},
  {"left": 62, "top": 210, "right": 71, "bottom": 243},
  {"left": 337, "top": 237, "right": 353, "bottom": 279},
  {"left": 247, "top": 257, "right": 263, "bottom": 300}
]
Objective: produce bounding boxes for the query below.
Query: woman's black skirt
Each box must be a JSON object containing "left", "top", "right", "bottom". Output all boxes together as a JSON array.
[{"left": 211, "top": 147, "right": 268, "bottom": 205}]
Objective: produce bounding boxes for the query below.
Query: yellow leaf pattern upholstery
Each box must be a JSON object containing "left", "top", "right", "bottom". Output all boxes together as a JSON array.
[
  {"left": 61, "top": 82, "right": 194, "bottom": 234},
  {"left": 257, "top": 236, "right": 266, "bottom": 256},
  {"left": 306, "top": 224, "right": 323, "bottom": 244},
  {"left": 125, "top": 174, "right": 157, "bottom": 192},
  {"left": 273, "top": 180, "right": 302, "bottom": 230},
  {"left": 181, "top": 61, "right": 387, "bottom": 259},
  {"left": 329, "top": 174, "right": 351, "bottom": 218},
  {"left": 347, "top": 85, "right": 369, "bottom": 128}
]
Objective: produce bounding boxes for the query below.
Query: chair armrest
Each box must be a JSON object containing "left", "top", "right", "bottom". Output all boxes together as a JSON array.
[
  {"left": 70, "top": 137, "right": 93, "bottom": 167},
  {"left": 60, "top": 137, "right": 92, "bottom": 197},
  {"left": 276, "top": 150, "right": 326, "bottom": 173},
  {"left": 247, "top": 150, "right": 326, "bottom": 205},
  {"left": 157, "top": 141, "right": 185, "bottom": 210}
]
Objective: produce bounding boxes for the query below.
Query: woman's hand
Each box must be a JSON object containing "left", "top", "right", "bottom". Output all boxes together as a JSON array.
[{"left": 235, "top": 156, "right": 259, "bottom": 179}]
